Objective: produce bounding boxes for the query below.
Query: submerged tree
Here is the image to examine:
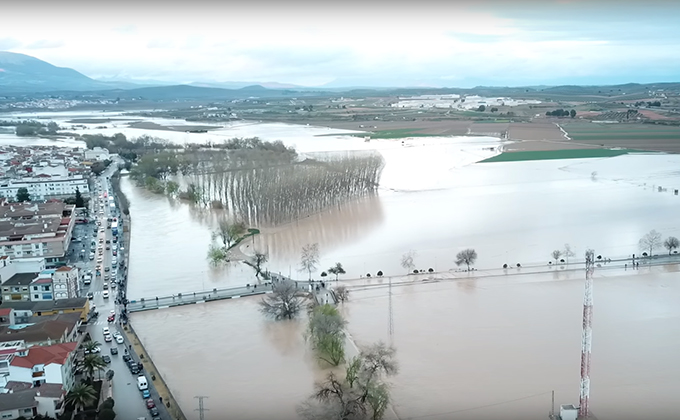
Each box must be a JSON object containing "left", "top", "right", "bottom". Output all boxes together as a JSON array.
[
  {"left": 663, "top": 236, "right": 679, "bottom": 255},
  {"left": 455, "top": 249, "right": 478, "bottom": 271},
  {"left": 298, "top": 342, "right": 398, "bottom": 420},
  {"left": 327, "top": 262, "right": 346, "bottom": 281},
  {"left": 551, "top": 249, "right": 563, "bottom": 265},
  {"left": 259, "top": 280, "right": 306, "bottom": 320},
  {"left": 300, "top": 243, "right": 320, "bottom": 280},
  {"left": 307, "top": 304, "right": 347, "bottom": 366},
  {"left": 563, "top": 243, "right": 575, "bottom": 264},
  {"left": 214, "top": 219, "right": 247, "bottom": 249},
  {"left": 639, "top": 230, "right": 662, "bottom": 257},
  {"left": 334, "top": 286, "right": 350, "bottom": 303},
  {"left": 400, "top": 250, "right": 416, "bottom": 274},
  {"left": 251, "top": 251, "right": 269, "bottom": 278}
]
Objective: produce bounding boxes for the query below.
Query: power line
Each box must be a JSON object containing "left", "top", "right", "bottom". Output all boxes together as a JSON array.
[{"left": 405, "top": 390, "right": 554, "bottom": 419}]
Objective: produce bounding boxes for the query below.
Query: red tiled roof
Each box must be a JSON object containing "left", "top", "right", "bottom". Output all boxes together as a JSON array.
[
  {"left": 55, "top": 266, "right": 72, "bottom": 272},
  {"left": 32, "top": 278, "right": 52, "bottom": 284},
  {"left": 35, "top": 174, "right": 52, "bottom": 178},
  {"left": 0, "top": 308, "right": 11, "bottom": 316},
  {"left": 10, "top": 342, "right": 77, "bottom": 368}
]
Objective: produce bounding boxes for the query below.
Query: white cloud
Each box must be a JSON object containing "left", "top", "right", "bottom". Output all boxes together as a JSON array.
[{"left": 0, "top": 1, "right": 678, "bottom": 87}]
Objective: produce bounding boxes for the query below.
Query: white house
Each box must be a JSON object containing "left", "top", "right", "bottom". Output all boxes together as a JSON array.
[
  {"left": 84, "top": 147, "right": 109, "bottom": 162},
  {"left": 0, "top": 382, "right": 65, "bottom": 419},
  {"left": 7, "top": 342, "right": 78, "bottom": 390},
  {"left": 29, "top": 276, "right": 53, "bottom": 302}
]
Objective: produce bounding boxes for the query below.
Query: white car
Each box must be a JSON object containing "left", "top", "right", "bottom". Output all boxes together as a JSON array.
[
  {"left": 115, "top": 335, "right": 124, "bottom": 344},
  {"left": 102, "top": 290, "right": 110, "bottom": 299},
  {"left": 102, "top": 326, "right": 110, "bottom": 335},
  {"left": 104, "top": 334, "right": 112, "bottom": 342}
]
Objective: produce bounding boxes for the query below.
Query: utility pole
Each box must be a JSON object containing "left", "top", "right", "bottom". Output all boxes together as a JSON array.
[
  {"left": 195, "top": 396, "right": 209, "bottom": 420},
  {"left": 579, "top": 250, "right": 595, "bottom": 419},
  {"left": 388, "top": 276, "right": 394, "bottom": 340}
]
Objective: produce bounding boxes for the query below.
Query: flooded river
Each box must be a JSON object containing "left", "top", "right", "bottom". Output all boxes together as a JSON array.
[{"left": 3, "top": 111, "right": 680, "bottom": 419}]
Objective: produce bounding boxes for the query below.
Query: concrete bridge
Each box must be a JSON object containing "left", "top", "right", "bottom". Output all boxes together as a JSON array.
[{"left": 126, "top": 273, "right": 336, "bottom": 313}]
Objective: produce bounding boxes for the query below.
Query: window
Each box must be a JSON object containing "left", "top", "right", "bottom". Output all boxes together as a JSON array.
[
  {"left": 2, "top": 413, "right": 14, "bottom": 419},
  {"left": 33, "top": 286, "right": 38, "bottom": 291},
  {"left": 34, "top": 294, "right": 39, "bottom": 300}
]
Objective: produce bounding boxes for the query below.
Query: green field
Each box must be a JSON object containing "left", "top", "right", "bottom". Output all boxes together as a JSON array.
[{"left": 479, "top": 148, "right": 648, "bottom": 163}]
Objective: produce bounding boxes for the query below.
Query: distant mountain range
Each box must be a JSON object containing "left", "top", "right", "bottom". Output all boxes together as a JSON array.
[{"left": 1, "top": 51, "right": 679, "bottom": 101}]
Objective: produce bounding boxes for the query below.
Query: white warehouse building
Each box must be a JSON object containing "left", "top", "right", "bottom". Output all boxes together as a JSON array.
[{"left": 0, "top": 175, "right": 89, "bottom": 200}]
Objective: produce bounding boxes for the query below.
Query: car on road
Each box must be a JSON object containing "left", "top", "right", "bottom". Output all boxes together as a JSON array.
[
  {"left": 104, "top": 334, "right": 112, "bottom": 342},
  {"left": 141, "top": 388, "right": 151, "bottom": 398},
  {"left": 146, "top": 399, "right": 156, "bottom": 409},
  {"left": 107, "top": 314, "right": 115, "bottom": 322},
  {"left": 105, "top": 267, "right": 110, "bottom": 272},
  {"left": 102, "top": 327, "right": 110, "bottom": 335},
  {"left": 110, "top": 347, "right": 118, "bottom": 355},
  {"left": 102, "top": 290, "right": 109, "bottom": 299},
  {"left": 115, "top": 335, "right": 124, "bottom": 344},
  {"left": 103, "top": 281, "right": 109, "bottom": 289},
  {"left": 102, "top": 355, "right": 111, "bottom": 364},
  {"left": 106, "top": 245, "right": 110, "bottom": 250},
  {"left": 89, "top": 253, "right": 95, "bottom": 260},
  {"left": 112, "top": 250, "right": 117, "bottom": 256},
  {"left": 87, "top": 292, "right": 94, "bottom": 300},
  {"left": 149, "top": 407, "right": 159, "bottom": 417}
]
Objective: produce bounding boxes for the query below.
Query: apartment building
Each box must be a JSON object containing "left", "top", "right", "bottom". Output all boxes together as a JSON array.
[
  {"left": 0, "top": 174, "right": 89, "bottom": 201},
  {"left": 0, "top": 203, "right": 75, "bottom": 266}
]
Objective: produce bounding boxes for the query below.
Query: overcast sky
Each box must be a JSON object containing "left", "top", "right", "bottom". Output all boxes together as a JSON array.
[{"left": 1, "top": 0, "right": 679, "bottom": 88}]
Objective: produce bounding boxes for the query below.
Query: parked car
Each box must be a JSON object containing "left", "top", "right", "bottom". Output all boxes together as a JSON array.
[
  {"left": 141, "top": 389, "right": 151, "bottom": 398},
  {"left": 149, "top": 407, "right": 159, "bottom": 417},
  {"left": 122, "top": 354, "right": 131, "bottom": 363},
  {"left": 115, "top": 335, "right": 125, "bottom": 344},
  {"left": 87, "top": 292, "right": 94, "bottom": 300},
  {"left": 146, "top": 399, "right": 156, "bottom": 409}
]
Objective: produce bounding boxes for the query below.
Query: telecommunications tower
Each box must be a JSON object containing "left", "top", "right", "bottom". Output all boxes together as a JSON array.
[{"left": 579, "top": 250, "right": 595, "bottom": 418}]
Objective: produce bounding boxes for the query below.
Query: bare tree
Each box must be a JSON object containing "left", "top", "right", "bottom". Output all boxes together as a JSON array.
[
  {"left": 400, "top": 250, "right": 416, "bottom": 274},
  {"left": 551, "top": 249, "right": 563, "bottom": 264},
  {"left": 455, "top": 248, "right": 478, "bottom": 271},
  {"left": 300, "top": 243, "right": 320, "bottom": 280},
  {"left": 563, "top": 243, "right": 575, "bottom": 264},
  {"left": 251, "top": 251, "right": 268, "bottom": 278},
  {"left": 639, "top": 229, "right": 662, "bottom": 257},
  {"left": 334, "top": 286, "right": 349, "bottom": 302},
  {"left": 663, "top": 236, "right": 679, "bottom": 255},
  {"left": 259, "top": 280, "right": 306, "bottom": 320},
  {"left": 327, "top": 262, "right": 346, "bottom": 281},
  {"left": 298, "top": 342, "right": 398, "bottom": 420}
]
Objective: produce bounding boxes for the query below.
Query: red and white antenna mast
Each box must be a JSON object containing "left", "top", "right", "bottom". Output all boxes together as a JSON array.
[{"left": 579, "top": 249, "right": 595, "bottom": 418}]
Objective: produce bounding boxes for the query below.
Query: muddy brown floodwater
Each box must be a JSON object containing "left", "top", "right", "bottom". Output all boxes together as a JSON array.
[{"left": 132, "top": 265, "right": 680, "bottom": 420}]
